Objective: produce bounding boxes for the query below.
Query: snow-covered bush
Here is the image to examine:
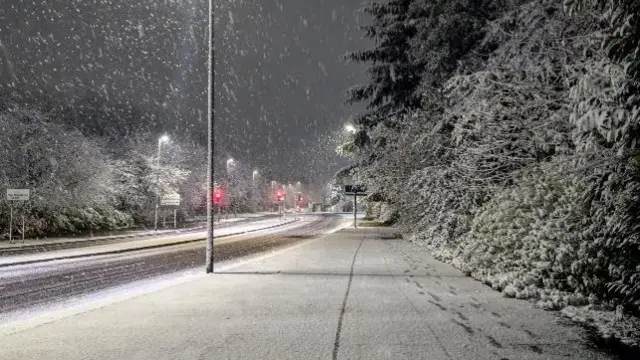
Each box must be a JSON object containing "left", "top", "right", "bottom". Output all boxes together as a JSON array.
[
  {"left": 363, "top": 201, "right": 381, "bottom": 220},
  {"left": 409, "top": 165, "right": 482, "bottom": 257},
  {"left": 575, "top": 156, "right": 640, "bottom": 314},
  {"left": 564, "top": 3, "right": 640, "bottom": 315},
  {"left": 377, "top": 203, "right": 399, "bottom": 224},
  {"left": 0, "top": 105, "right": 136, "bottom": 238},
  {"left": 450, "top": 168, "right": 588, "bottom": 307},
  {"left": 362, "top": 200, "right": 398, "bottom": 223},
  {"left": 562, "top": 305, "right": 640, "bottom": 349},
  {"left": 346, "top": 0, "right": 640, "bottom": 321}
]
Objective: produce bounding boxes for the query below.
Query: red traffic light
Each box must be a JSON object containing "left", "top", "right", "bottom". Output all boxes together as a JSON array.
[
  {"left": 213, "top": 190, "right": 224, "bottom": 205},
  {"left": 275, "top": 190, "right": 284, "bottom": 202}
]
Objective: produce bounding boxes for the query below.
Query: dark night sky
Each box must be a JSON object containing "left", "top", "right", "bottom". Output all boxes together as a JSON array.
[{"left": 0, "top": 0, "right": 368, "bottom": 182}]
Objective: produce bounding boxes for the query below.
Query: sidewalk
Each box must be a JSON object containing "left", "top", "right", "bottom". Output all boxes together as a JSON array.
[
  {"left": 0, "top": 228, "right": 610, "bottom": 360},
  {"left": 0, "top": 217, "right": 299, "bottom": 267}
]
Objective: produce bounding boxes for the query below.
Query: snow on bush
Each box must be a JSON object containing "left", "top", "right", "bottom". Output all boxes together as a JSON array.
[
  {"left": 378, "top": 203, "right": 399, "bottom": 224},
  {"left": 562, "top": 305, "right": 640, "bottom": 348},
  {"left": 446, "top": 168, "right": 591, "bottom": 309},
  {"left": 346, "top": 0, "right": 640, "bottom": 334}
]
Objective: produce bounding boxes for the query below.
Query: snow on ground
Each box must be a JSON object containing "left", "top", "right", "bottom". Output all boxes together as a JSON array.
[
  {"left": 0, "top": 217, "right": 300, "bottom": 267},
  {"left": 0, "top": 222, "right": 345, "bottom": 337},
  {"left": 561, "top": 305, "right": 640, "bottom": 349}
]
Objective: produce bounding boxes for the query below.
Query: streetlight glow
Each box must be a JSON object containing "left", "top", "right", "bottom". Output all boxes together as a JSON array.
[
  {"left": 226, "top": 158, "right": 235, "bottom": 172},
  {"left": 159, "top": 134, "right": 170, "bottom": 143},
  {"left": 344, "top": 124, "right": 356, "bottom": 133}
]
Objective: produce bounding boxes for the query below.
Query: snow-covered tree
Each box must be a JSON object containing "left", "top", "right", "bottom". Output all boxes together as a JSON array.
[
  {"left": 0, "top": 104, "right": 132, "bottom": 236},
  {"left": 344, "top": 0, "right": 640, "bottom": 316},
  {"left": 566, "top": 0, "right": 640, "bottom": 80},
  {"left": 344, "top": 0, "right": 422, "bottom": 129}
]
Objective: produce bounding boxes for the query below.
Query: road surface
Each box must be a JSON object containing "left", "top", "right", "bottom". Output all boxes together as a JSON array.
[
  {"left": 0, "top": 214, "right": 342, "bottom": 315},
  {"left": 0, "top": 214, "right": 280, "bottom": 256}
]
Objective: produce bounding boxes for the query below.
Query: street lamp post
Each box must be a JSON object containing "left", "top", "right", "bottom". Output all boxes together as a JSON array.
[
  {"left": 271, "top": 181, "right": 277, "bottom": 213},
  {"left": 206, "top": 0, "right": 214, "bottom": 273},
  {"left": 226, "top": 158, "right": 235, "bottom": 219},
  {"left": 154, "top": 134, "right": 169, "bottom": 231},
  {"left": 252, "top": 170, "right": 259, "bottom": 213}
]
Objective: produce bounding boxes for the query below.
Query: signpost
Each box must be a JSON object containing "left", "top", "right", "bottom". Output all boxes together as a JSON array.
[
  {"left": 344, "top": 185, "right": 367, "bottom": 228},
  {"left": 6, "top": 189, "right": 30, "bottom": 243},
  {"left": 160, "top": 196, "right": 180, "bottom": 206},
  {"left": 7, "top": 189, "right": 30, "bottom": 201},
  {"left": 160, "top": 193, "right": 180, "bottom": 228}
]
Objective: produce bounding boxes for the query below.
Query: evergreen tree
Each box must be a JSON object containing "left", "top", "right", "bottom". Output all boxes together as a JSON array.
[
  {"left": 566, "top": 0, "right": 640, "bottom": 80},
  {"left": 344, "top": 0, "right": 422, "bottom": 129}
]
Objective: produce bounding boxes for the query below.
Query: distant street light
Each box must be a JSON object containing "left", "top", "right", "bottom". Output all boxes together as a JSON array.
[
  {"left": 154, "top": 134, "right": 170, "bottom": 231},
  {"left": 226, "top": 158, "right": 235, "bottom": 170},
  {"left": 344, "top": 124, "right": 356, "bottom": 133},
  {"left": 252, "top": 170, "right": 259, "bottom": 182}
]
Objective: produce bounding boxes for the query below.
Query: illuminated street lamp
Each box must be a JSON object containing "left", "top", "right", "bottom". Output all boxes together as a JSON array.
[
  {"left": 252, "top": 170, "right": 259, "bottom": 182},
  {"left": 344, "top": 124, "right": 356, "bottom": 133},
  {"left": 154, "top": 134, "right": 170, "bottom": 231}
]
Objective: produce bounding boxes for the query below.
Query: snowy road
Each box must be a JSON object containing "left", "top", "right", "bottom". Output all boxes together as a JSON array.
[
  {"left": 0, "top": 214, "right": 280, "bottom": 256},
  {"left": 0, "top": 215, "right": 345, "bottom": 316}
]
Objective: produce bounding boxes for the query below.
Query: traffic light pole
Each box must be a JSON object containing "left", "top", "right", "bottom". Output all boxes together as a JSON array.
[{"left": 282, "top": 196, "right": 286, "bottom": 220}]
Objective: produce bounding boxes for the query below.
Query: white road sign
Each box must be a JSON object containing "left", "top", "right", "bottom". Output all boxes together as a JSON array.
[
  {"left": 161, "top": 193, "right": 180, "bottom": 206},
  {"left": 7, "top": 189, "right": 30, "bottom": 201}
]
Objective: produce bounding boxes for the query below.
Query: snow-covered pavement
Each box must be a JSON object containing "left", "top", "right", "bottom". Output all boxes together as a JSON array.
[
  {"left": 0, "top": 227, "right": 611, "bottom": 359},
  {"left": 0, "top": 217, "right": 299, "bottom": 267}
]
